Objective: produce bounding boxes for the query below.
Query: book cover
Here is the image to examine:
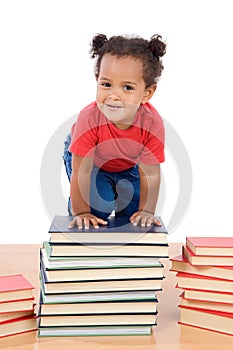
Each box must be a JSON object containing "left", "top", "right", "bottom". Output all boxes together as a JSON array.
[
  {"left": 49, "top": 215, "right": 168, "bottom": 245},
  {"left": 41, "top": 242, "right": 162, "bottom": 269},
  {"left": 182, "top": 245, "right": 233, "bottom": 266},
  {"left": 170, "top": 254, "right": 233, "bottom": 280},
  {"left": 40, "top": 253, "right": 164, "bottom": 282},
  {"left": 179, "top": 306, "right": 233, "bottom": 336},
  {"left": 38, "top": 324, "right": 153, "bottom": 337},
  {"left": 0, "top": 274, "right": 35, "bottom": 303},
  {"left": 176, "top": 272, "right": 233, "bottom": 293},
  {"left": 186, "top": 237, "right": 233, "bottom": 256}
]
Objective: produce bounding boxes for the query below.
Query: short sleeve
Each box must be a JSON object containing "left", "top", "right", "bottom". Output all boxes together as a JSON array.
[
  {"left": 69, "top": 106, "right": 99, "bottom": 158},
  {"left": 140, "top": 119, "right": 165, "bottom": 165}
]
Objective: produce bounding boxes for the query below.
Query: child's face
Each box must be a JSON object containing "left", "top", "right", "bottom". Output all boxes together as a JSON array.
[{"left": 96, "top": 54, "right": 155, "bottom": 129}]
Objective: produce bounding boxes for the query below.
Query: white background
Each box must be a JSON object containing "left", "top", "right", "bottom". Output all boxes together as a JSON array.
[{"left": 0, "top": 0, "right": 232, "bottom": 243}]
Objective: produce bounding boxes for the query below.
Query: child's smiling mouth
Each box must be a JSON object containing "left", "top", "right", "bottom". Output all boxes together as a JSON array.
[{"left": 106, "top": 104, "right": 123, "bottom": 110}]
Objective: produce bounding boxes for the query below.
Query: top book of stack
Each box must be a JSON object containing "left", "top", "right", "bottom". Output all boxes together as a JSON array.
[
  {"left": 49, "top": 215, "right": 168, "bottom": 245},
  {"left": 183, "top": 237, "right": 233, "bottom": 265},
  {"left": 186, "top": 237, "right": 233, "bottom": 256}
]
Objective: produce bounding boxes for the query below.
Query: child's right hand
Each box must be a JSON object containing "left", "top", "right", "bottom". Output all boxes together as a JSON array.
[{"left": 68, "top": 213, "right": 108, "bottom": 230}]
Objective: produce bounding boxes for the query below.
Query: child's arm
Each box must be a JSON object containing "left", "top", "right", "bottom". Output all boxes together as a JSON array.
[
  {"left": 130, "top": 163, "right": 161, "bottom": 227},
  {"left": 68, "top": 154, "right": 107, "bottom": 229}
]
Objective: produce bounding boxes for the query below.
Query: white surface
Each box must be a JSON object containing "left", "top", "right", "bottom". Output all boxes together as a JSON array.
[{"left": 0, "top": 0, "right": 232, "bottom": 243}]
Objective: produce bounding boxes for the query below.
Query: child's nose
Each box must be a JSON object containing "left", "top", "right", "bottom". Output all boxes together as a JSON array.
[{"left": 108, "top": 88, "right": 121, "bottom": 100}]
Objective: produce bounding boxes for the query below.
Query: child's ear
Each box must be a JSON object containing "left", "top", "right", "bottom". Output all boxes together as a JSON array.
[{"left": 141, "top": 84, "right": 157, "bottom": 104}]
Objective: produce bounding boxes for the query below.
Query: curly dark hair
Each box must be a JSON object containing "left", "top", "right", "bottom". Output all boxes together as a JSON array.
[{"left": 90, "top": 33, "right": 166, "bottom": 88}]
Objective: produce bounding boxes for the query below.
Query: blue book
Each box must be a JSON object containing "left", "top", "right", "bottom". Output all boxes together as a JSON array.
[{"left": 49, "top": 215, "right": 168, "bottom": 245}]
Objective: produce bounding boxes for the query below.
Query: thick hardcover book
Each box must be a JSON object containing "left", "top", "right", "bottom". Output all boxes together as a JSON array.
[
  {"left": 0, "top": 298, "right": 35, "bottom": 313},
  {"left": 0, "top": 309, "right": 35, "bottom": 324},
  {"left": 182, "top": 245, "right": 233, "bottom": 266},
  {"left": 176, "top": 272, "right": 233, "bottom": 293},
  {"left": 182, "top": 289, "right": 233, "bottom": 304},
  {"left": 39, "top": 296, "right": 158, "bottom": 315},
  {"left": 38, "top": 324, "right": 153, "bottom": 337},
  {"left": 179, "top": 292, "right": 233, "bottom": 314},
  {"left": 40, "top": 252, "right": 164, "bottom": 282},
  {"left": 49, "top": 215, "right": 168, "bottom": 245},
  {"left": 49, "top": 242, "right": 169, "bottom": 258},
  {"left": 186, "top": 237, "right": 233, "bottom": 256},
  {"left": 41, "top": 242, "right": 161, "bottom": 269},
  {"left": 170, "top": 254, "right": 233, "bottom": 281},
  {"left": 38, "top": 313, "right": 157, "bottom": 327},
  {"left": 0, "top": 275, "right": 35, "bottom": 303},
  {"left": 40, "top": 265, "right": 163, "bottom": 294},
  {"left": 0, "top": 315, "right": 37, "bottom": 338},
  {"left": 40, "top": 286, "right": 157, "bottom": 304},
  {"left": 179, "top": 306, "right": 233, "bottom": 336}
]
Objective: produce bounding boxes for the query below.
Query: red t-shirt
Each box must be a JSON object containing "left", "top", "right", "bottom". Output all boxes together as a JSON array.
[{"left": 70, "top": 101, "right": 165, "bottom": 172}]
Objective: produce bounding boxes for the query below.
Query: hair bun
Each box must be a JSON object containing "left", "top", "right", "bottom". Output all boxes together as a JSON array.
[
  {"left": 90, "top": 34, "right": 108, "bottom": 58},
  {"left": 149, "top": 34, "right": 166, "bottom": 59}
]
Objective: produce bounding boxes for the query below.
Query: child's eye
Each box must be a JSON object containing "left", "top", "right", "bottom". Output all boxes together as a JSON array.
[
  {"left": 101, "top": 82, "right": 111, "bottom": 88},
  {"left": 123, "top": 85, "right": 134, "bottom": 91}
]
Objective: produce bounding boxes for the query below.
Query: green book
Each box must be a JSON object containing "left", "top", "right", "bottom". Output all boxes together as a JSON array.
[
  {"left": 38, "top": 313, "right": 157, "bottom": 327},
  {"left": 38, "top": 324, "right": 154, "bottom": 337},
  {"left": 42, "top": 241, "right": 163, "bottom": 269},
  {"left": 40, "top": 283, "right": 158, "bottom": 303},
  {"left": 39, "top": 293, "right": 158, "bottom": 315},
  {"left": 40, "top": 256, "right": 164, "bottom": 283},
  {"left": 40, "top": 266, "right": 163, "bottom": 294}
]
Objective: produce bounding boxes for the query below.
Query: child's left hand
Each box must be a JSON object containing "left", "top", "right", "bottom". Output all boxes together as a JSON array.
[{"left": 130, "top": 210, "right": 161, "bottom": 227}]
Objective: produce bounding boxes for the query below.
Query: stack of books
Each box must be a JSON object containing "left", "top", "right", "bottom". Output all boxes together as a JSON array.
[
  {"left": 170, "top": 237, "right": 233, "bottom": 336},
  {"left": 0, "top": 274, "right": 37, "bottom": 338},
  {"left": 38, "top": 215, "right": 169, "bottom": 337}
]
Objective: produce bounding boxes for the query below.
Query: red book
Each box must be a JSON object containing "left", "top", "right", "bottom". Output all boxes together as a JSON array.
[
  {"left": 170, "top": 254, "right": 233, "bottom": 280},
  {"left": 186, "top": 237, "right": 233, "bottom": 256},
  {"left": 179, "top": 291, "right": 233, "bottom": 314},
  {"left": 0, "top": 274, "right": 35, "bottom": 303},
  {"left": 0, "top": 315, "right": 37, "bottom": 338},
  {"left": 182, "top": 245, "right": 233, "bottom": 266},
  {"left": 179, "top": 306, "right": 233, "bottom": 336},
  {"left": 176, "top": 272, "right": 233, "bottom": 293},
  {"left": 0, "top": 309, "right": 35, "bottom": 324},
  {"left": 181, "top": 288, "right": 233, "bottom": 304},
  {"left": 0, "top": 298, "right": 35, "bottom": 313}
]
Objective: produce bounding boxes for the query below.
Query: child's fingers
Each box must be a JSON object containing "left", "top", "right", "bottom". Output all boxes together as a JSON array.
[
  {"left": 130, "top": 214, "right": 141, "bottom": 226},
  {"left": 68, "top": 215, "right": 108, "bottom": 229},
  {"left": 97, "top": 218, "right": 108, "bottom": 225},
  {"left": 68, "top": 218, "right": 76, "bottom": 229},
  {"left": 153, "top": 217, "right": 162, "bottom": 226}
]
